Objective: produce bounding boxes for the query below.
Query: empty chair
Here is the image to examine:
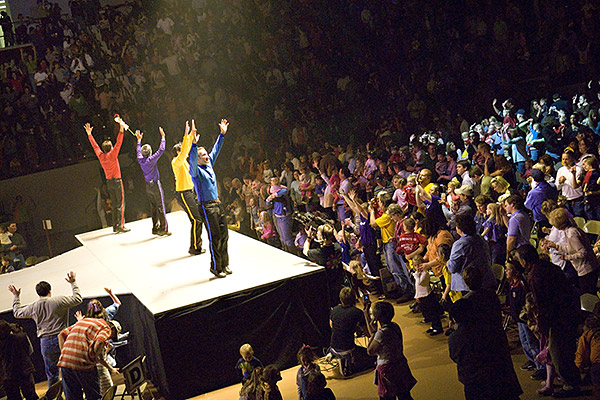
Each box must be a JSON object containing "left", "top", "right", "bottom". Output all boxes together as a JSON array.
[
  {"left": 584, "top": 220, "right": 600, "bottom": 236},
  {"left": 39, "top": 380, "right": 62, "bottom": 400},
  {"left": 574, "top": 216, "right": 586, "bottom": 230}
]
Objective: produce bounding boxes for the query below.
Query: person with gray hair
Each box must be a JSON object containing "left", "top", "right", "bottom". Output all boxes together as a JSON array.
[{"left": 136, "top": 127, "right": 170, "bottom": 236}]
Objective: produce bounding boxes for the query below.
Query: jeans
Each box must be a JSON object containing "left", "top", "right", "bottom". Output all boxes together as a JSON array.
[
  {"left": 566, "top": 197, "right": 586, "bottom": 218},
  {"left": 40, "top": 336, "right": 60, "bottom": 387},
  {"left": 383, "top": 242, "right": 414, "bottom": 296},
  {"left": 273, "top": 213, "right": 294, "bottom": 249},
  {"left": 61, "top": 367, "right": 101, "bottom": 400},
  {"left": 518, "top": 322, "right": 542, "bottom": 370}
]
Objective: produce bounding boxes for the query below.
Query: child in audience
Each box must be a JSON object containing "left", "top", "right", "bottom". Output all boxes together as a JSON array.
[
  {"left": 481, "top": 203, "right": 507, "bottom": 265},
  {"left": 239, "top": 367, "right": 263, "bottom": 400},
  {"left": 236, "top": 343, "right": 264, "bottom": 384},
  {"left": 403, "top": 175, "right": 418, "bottom": 212},
  {"left": 438, "top": 243, "right": 461, "bottom": 335},
  {"left": 473, "top": 195, "right": 490, "bottom": 234},
  {"left": 575, "top": 313, "right": 600, "bottom": 398},
  {"left": 1, "top": 255, "right": 15, "bottom": 274},
  {"left": 395, "top": 217, "right": 426, "bottom": 271},
  {"left": 262, "top": 365, "right": 283, "bottom": 400},
  {"left": 412, "top": 255, "right": 443, "bottom": 336},
  {"left": 392, "top": 175, "right": 408, "bottom": 211},
  {"left": 505, "top": 263, "right": 544, "bottom": 380},
  {"left": 296, "top": 346, "right": 320, "bottom": 400},
  {"left": 367, "top": 301, "right": 417, "bottom": 400},
  {"left": 305, "top": 372, "right": 336, "bottom": 400},
  {"left": 257, "top": 211, "right": 277, "bottom": 243}
]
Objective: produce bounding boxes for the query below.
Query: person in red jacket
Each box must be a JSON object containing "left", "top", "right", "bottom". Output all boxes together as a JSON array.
[{"left": 85, "top": 121, "right": 130, "bottom": 233}]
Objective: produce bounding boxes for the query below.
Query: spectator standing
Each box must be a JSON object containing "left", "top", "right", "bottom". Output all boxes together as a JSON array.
[
  {"left": 9, "top": 271, "right": 82, "bottom": 387},
  {"left": 367, "top": 301, "right": 417, "bottom": 400},
  {"left": 57, "top": 317, "right": 121, "bottom": 400},
  {"left": 556, "top": 151, "right": 585, "bottom": 218},
  {"left": 514, "top": 245, "right": 581, "bottom": 398},
  {"left": 503, "top": 195, "right": 531, "bottom": 256},
  {"left": 0, "top": 321, "right": 38, "bottom": 400}
]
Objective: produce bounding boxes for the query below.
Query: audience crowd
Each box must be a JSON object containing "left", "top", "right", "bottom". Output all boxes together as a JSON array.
[{"left": 3, "top": 0, "right": 600, "bottom": 399}]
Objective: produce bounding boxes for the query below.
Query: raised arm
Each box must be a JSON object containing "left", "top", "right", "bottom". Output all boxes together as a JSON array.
[{"left": 85, "top": 123, "right": 103, "bottom": 157}]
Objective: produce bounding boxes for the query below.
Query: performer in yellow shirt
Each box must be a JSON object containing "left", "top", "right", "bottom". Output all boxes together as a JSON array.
[{"left": 171, "top": 120, "right": 205, "bottom": 255}]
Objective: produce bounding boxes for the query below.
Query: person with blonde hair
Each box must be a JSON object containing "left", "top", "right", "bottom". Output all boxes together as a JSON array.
[
  {"left": 490, "top": 176, "right": 513, "bottom": 203},
  {"left": 544, "top": 208, "right": 599, "bottom": 294}
]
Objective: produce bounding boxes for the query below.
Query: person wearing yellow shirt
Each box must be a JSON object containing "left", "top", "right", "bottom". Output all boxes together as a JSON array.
[
  {"left": 369, "top": 191, "right": 414, "bottom": 300},
  {"left": 171, "top": 120, "right": 205, "bottom": 255}
]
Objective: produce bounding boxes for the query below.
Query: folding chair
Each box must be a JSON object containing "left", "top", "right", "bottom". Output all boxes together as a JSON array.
[
  {"left": 39, "top": 380, "right": 62, "bottom": 400},
  {"left": 574, "top": 216, "right": 586, "bottom": 230},
  {"left": 584, "top": 220, "right": 600, "bottom": 236},
  {"left": 102, "top": 385, "right": 118, "bottom": 400}
]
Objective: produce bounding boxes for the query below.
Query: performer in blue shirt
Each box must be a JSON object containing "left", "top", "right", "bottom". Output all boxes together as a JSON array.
[{"left": 189, "top": 119, "right": 231, "bottom": 278}]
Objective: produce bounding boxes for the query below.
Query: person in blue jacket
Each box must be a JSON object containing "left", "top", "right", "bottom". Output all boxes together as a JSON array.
[{"left": 189, "top": 119, "right": 231, "bottom": 278}]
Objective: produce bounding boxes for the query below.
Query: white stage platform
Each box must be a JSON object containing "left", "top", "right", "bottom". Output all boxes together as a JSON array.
[{"left": 2, "top": 211, "right": 321, "bottom": 315}]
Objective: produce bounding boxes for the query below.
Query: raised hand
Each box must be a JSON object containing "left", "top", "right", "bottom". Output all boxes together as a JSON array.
[
  {"left": 74, "top": 310, "right": 84, "bottom": 321},
  {"left": 135, "top": 130, "right": 143, "bottom": 141},
  {"left": 65, "top": 271, "right": 76, "bottom": 283},
  {"left": 84, "top": 123, "right": 93, "bottom": 135},
  {"left": 184, "top": 121, "right": 190, "bottom": 136},
  {"left": 219, "top": 119, "right": 229, "bottom": 135},
  {"left": 191, "top": 119, "right": 197, "bottom": 133},
  {"left": 8, "top": 285, "right": 21, "bottom": 296},
  {"left": 159, "top": 127, "right": 165, "bottom": 137},
  {"left": 104, "top": 287, "right": 113, "bottom": 295}
]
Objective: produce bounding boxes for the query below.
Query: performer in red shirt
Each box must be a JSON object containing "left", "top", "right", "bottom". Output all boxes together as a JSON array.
[{"left": 85, "top": 121, "right": 130, "bottom": 233}]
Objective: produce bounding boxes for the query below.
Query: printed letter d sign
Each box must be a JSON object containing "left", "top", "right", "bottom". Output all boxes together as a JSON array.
[{"left": 123, "top": 355, "right": 147, "bottom": 393}]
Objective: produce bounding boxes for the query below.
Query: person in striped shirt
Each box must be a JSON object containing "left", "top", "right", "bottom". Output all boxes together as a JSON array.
[{"left": 57, "top": 318, "right": 121, "bottom": 400}]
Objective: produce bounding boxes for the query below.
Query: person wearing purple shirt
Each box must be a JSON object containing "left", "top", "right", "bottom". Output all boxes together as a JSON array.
[
  {"left": 503, "top": 195, "right": 531, "bottom": 256},
  {"left": 524, "top": 169, "right": 557, "bottom": 237},
  {"left": 135, "top": 127, "right": 170, "bottom": 236}
]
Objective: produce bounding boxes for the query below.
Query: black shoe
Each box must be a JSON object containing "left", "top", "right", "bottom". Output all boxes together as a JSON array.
[
  {"left": 114, "top": 227, "right": 131, "bottom": 233},
  {"left": 551, "top": 387, "right": 580, "bottom": 398},
  {"left": 426, "top": 328, "right": 434, "bottom": 334},
  {"left": 429, "top": 329, "right": 443, "bottom": 336},
  {"left": 223, "top": 266, "right": 232, "bottom": 275},
  {"left": 445, "top": 328, "right": 454, "bottom": 336},
  {"left": 189, "top": 249, "right": 206, "bottom": 255},
  {"left": 209, "top": 268, "right": 226, "bottom": 278},
  {"left": 152, "top": 229, "right": 159, "bottom": 235},
  {"left": 520, "top": 361, "right": 536, "bottom": 371},
  {"left": 530, "top": 368, "right": 546, "bottom": 380},
  {"left": 157, "top": 231, "right": 172, "bottom": 236}
]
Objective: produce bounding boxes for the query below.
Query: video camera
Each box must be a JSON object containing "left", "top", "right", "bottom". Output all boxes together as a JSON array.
[{"left": 292, "top": 211, "right": 334, "bottom": 231}]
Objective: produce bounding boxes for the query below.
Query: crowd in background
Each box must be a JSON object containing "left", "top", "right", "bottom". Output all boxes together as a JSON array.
[{"left": 3, "top": 0, "right": 600, "bottom": 399}]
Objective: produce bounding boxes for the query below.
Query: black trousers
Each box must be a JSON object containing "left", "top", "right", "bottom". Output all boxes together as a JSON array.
[
  {"left": 145, "top": 181, "right": 168, "bottom": 233},
  {"left": 3, "top": 374, "right": 38, "bottom": 400},
  {"left": 198, "top": 200, "right": 229, "bottom": 272},
  {"left": 176, "top": 190, "right": 203, "bottom": 251},
  {"left": 106, "top": 178, "right": 125, "bottom": 230}
]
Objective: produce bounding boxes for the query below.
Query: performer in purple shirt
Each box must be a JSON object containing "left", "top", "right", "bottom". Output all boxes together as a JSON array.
[{"left": 136, "top": 127, "right": 170, "bottom": 236}]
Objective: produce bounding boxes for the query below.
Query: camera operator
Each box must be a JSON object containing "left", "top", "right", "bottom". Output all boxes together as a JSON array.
[
  {"left": 328, "top": 287, "right": 376, "bottom": 376},
  {"left": 303, "top": 223, "right": 343, "bottom": 308}
]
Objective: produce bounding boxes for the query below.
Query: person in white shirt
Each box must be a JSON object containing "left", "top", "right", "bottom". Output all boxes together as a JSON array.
[
  {"left": 156, "top": 16, "right": 174, "bottom": 35},
  {"left": 556, "top": 151, "right": 585, "bottom": 217},
  {"left": 456, "top": 160, "right": 475, "bottom": 188}
]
